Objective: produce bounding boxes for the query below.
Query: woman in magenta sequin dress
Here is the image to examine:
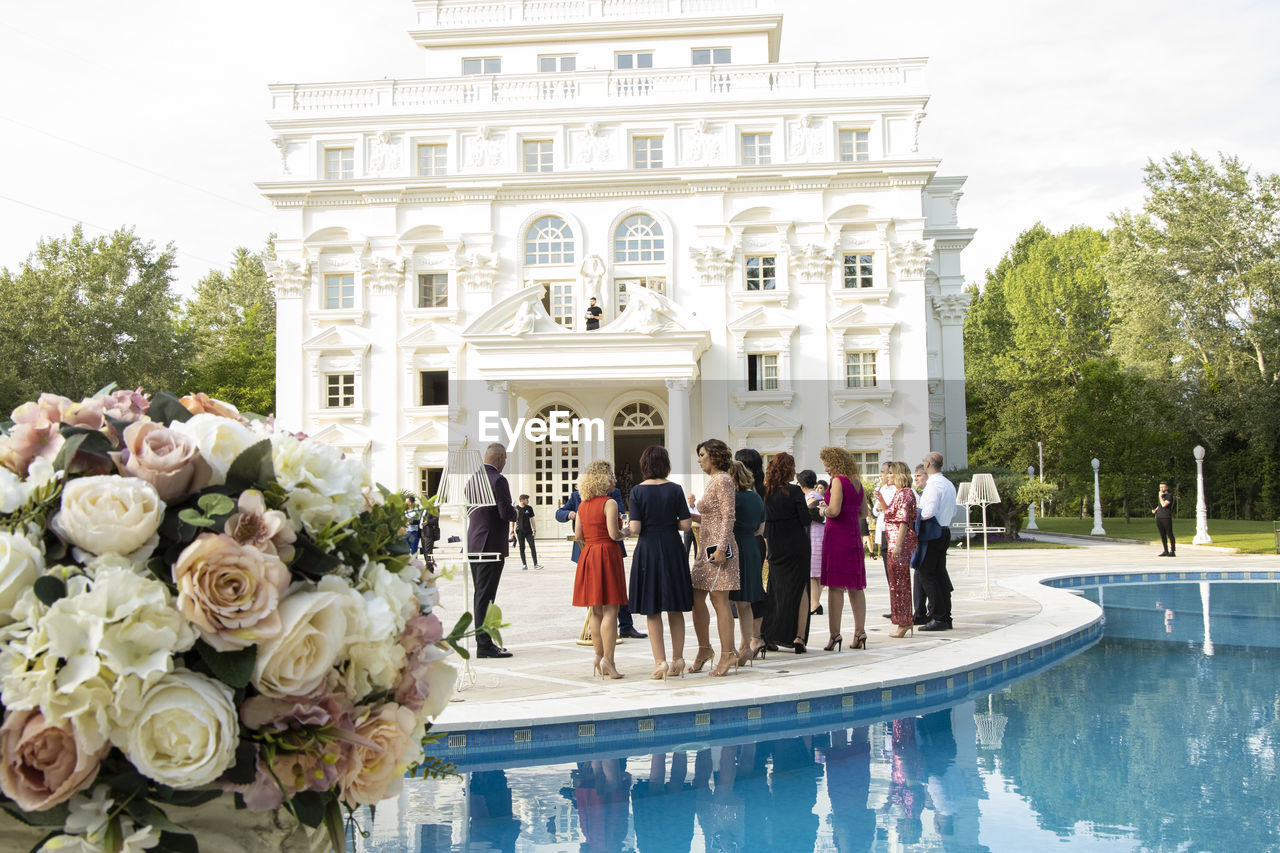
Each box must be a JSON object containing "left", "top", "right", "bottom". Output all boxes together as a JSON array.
[{"left": 819, "top": 446, "right": 870, "bottom": 651}]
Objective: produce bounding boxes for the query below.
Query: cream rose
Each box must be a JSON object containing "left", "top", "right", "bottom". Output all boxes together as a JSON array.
[
  {"left": 172, "top": 533, "right": 289, "bottom": 651},
  {"left": 117, "top": 669, "right": 238, "bottom": 788},
  {"left": 0, "top": 709, "right": 105, "bottom": 811},
  {"left": 339, "top": 703, "right": 417, "bottom": 806},
  {"left": 49, "top": 476, "right": 164, "bottom": 557},
  {"left": 252, "top": 590, "right": 347, "bottom": 698},
  {"left": 169, "top": 413, "right": 260, "bottom": 485},
  {"left": 0, "top": 532, "right": 43, "bottom": 626},
  {"left": 118, "top": 420, "right": 210, "bottom": 503}
]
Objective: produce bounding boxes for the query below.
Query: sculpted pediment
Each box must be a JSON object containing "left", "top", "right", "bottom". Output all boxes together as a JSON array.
[
  {"left": 727, "top": 305, "right": 797, "bottom": 335},
  {"left": 731, "top": 405, "right": 803, "bottom": 433},
  {"left": 301, "top": 325, "right": 369, "bottom": 354},
  {"left": 398, "top": 420, "right": 450, "bottom": 446},
  {"left": 398, "top": 321, "right": 462, "bottom": 350},
  {"left": 462, "top": 284, "right": 561, "bottom": 337},
  {"left": 308, "top": 422, "right": 371, "bottom": 456},
  {"left": 830, "top": 403, "right": 899, "bottom": 430},
  {"left": 601, "top": 287, "right": 698, "bottom": 335}
]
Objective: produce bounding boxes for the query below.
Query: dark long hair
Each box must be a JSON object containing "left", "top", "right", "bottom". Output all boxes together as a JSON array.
[{"left": 734, "top": 448, "right": 766, "bottom": 499}]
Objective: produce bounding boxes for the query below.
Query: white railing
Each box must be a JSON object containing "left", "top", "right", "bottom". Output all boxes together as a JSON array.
[
  {"left": 270, "top": 59, "right": 924, "bottom": 116},
  {"left": 414, "top": 0, "right": 772, "bottom": 28}
]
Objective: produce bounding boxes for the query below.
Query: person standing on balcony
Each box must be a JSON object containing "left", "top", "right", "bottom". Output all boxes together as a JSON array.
[{"left": 585, "top": 297, "right": 603, "bottom": 330}]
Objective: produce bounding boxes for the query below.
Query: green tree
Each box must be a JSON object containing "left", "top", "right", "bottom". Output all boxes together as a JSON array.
[
  {"left": 181, "top": 244, "right": 276, "bottom": 415},
  {"left": 0, "top": 226, "right": 188, "bottom": 412}
]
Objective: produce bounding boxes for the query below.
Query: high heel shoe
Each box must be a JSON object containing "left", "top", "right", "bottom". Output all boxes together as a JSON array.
[
  {"left": 599, "top": 658, "right": 624, "bottom": 679},
  {"left": 792, "top": 637, "right": 807, "bottom": 654},
  {"left": 888, "top": 625, "right": 914, "bottom": 639},
  {"left": 592, "top": 656, "right": 602, "bottom": 678},
  {"left": 710, "top": 651, "right": 739, "bottom": 677},
  {"left": 669, "top": 658, "right": 686, "bottom": 678},
  {"left": 739, "top": 637, "right": 767, "bottom": 666},
  {"left": 853, "top": 632, "right": 868, "bottom": 650},
  {"left": 650, "top": 661, "right": 669, "bottom": 681},
  {"left": 824, "top": 634, "right": 843, "bottom": 652},
  {"left": 689, "top": 646, "right": 715, "bottom": 673}
]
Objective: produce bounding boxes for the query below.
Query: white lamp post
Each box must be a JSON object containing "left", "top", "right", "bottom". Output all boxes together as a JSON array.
[
  {"left": 1037, "top": 440, "right": 1045, "bottom": 515},
  {"left": 969, "top": 473, "right": 1001, "bottom": 598},
  {"left": 1025, "top": 465, "right": 1038, "bottom": 530},
  {"left": 1090, "top": 458, "right": 1106, "bottom": 536},
  {"left": 1193, "top": 445, "right": 1212, "bottom": 545}
]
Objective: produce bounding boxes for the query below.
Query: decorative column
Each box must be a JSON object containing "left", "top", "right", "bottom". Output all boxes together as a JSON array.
[
  {"left": 929, "top": 290, "right": 970, "bottom": 466},
  {"left": 1193, "top": 445, "right": 1212, "bottom": 544},
  {"left": 666, "top": 378, "right": 692, "bottom": 492},
  {"left": 1025, "top": 466, "right": 1038, "bottom": 530},
  {"left": 266, "top": 258, "right": 307, "bottom": 430},
  {"left": 366, "top": 256, "right": 405, "bottom": 489},
  {"left": 1090, "top": 458, "right": 1106, "bottom": 536}
]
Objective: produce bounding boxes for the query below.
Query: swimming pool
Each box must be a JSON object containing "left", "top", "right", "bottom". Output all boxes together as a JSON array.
[{"left": 354, "top": 580, "right": 1280, "bottom": 851}]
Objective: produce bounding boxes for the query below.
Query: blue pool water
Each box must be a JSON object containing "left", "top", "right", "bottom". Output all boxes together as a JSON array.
[{"left": 357, "top": 581, "right": 1280, "bottom": 851}]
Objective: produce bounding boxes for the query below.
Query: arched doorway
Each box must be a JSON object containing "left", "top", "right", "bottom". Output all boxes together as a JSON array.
[
  {"left": 613, "top": 402, "right": 664, "bottom": 512},
  {"left": 530, "top": 403, "right": 582, "bottom": 529}
]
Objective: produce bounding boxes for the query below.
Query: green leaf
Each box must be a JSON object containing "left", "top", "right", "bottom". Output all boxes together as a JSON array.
[
  {"left": 290, "top": 791, "right": 329, "bottom": 829},
  {"left": 290, "top": 535, "right": 343, "bottom": 581},
  {"left": 33, "top": 575, "right": 66, "bottom": 607},
  {"left": 323, "top": 797, "right": 346, "bottom": 853},
  {"left": 178, "top": 509, "right": 215, "bottom": 528},
  {"left": 50, "top": 432, "right": 87, "bottom": 472},
  {"left": 194, "top": 640, "right": 257, "bottom": 688},
  {"left": 446, "top": 612, "right": 473, "bottom": 642},
  {"left": 156, "top": 830, "right": 200, "bottom": 853},
  {"left": 160, "top": 789, "right": 222, "bottom": 809},
  {"left": 149, "top": 391, "right": 193, "bottom": 425},
  {"left": 197, "top": 493, "right": 236, "bottom": 516},
  {"left": 0, "top": 798, "right": 68, "bottom": 827},
  {"left": 105, "top": 768, "right": 149, "bottom": 796},
  {"left": 124, "top": 799, "right": 189, "bottom": 834},
  {"left": 224, "top": 741, "right": 259, "bottom": 785},
  {"left": 226, "top": 439, "right": 275, "bottom": 491},
  {"left": 447, "top": 639, "right": 470, "bottom": 660}
]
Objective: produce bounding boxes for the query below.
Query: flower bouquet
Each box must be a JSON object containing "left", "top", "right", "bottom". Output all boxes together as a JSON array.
[{"left": 0, "top": 388, "right": 467, "bottom": 853}]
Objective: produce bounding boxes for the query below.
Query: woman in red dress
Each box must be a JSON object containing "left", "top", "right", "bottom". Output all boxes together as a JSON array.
[
  {"left": 573, "top": 460, "right": 629, "bottom": 678},
  {"left": 884, "top": 460, "right": 919, "bottom": 637}
]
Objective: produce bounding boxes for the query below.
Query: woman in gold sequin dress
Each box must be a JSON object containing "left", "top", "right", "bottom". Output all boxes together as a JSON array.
[{"left": 689, "top": 438, "right": 740, "bottom": 677}]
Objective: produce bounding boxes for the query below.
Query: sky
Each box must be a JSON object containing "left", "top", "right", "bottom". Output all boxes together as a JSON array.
[{"left": 2, "top": 0, "right": 1277, "bottom": 298}]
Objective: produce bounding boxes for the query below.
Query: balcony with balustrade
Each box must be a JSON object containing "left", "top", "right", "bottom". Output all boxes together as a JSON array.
[{"left": 412, "top": 0, "right": 775, "bottom": 30}]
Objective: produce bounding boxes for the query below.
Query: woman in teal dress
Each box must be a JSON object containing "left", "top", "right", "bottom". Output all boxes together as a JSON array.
[{"left": 729, "top": 460, "right": 767, "bottom": 665}]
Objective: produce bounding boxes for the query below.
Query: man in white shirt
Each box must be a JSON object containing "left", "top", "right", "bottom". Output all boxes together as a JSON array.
[
  {"left": 872, "top": 461, "right": 897, "bottom": 620},
  {"left": 916, "top": 451, "right": 957, "bottom": 631}
]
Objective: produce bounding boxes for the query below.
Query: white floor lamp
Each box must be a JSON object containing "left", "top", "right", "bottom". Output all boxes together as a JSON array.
[
  {"left": 956, "top": 481, "right": 973, "bottom": 576},
  {"left": 969, "top": 473, "right": 1000, "bottom": 599}
]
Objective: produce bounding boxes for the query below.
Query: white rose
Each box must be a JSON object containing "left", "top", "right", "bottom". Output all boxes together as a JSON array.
[
  {"left": 359, "top": 563, "right": 417, "bottom": 638},
  {"left": 342, "top": 640, "right": 405, "bottom": 699},
  {"left": 0, "top": 468, "right": 24, "bottom": 514},
  {"left": 117, "top": 669, "right": 238, "bottom": 788},
  {"left": 169, "top": 413, "right": 260, "bottom": 485},
  {"left": 49, "top": 476, "right": 164, "bottom": 558},
  {"left": 419, "top": 659, "right": 457, "bottom": 719},
  {"left": 0, "top": 532, "right": 43, "bottom": 625},
  {"left": 252, "top": 590, "right": 347, "bottom": 698}
]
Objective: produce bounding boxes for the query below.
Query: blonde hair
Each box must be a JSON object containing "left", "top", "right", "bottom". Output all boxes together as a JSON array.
[
  {"left": 818, "top": 446, "right": 857, "bottom": 480},
  {"left": 890, "top": 460, "right": 913, "bottom": 489},
  {"left": 578, "top": 460, "right": 615, "bottom": 500},
  {"left": 730, "top": 460, "right": 754, "bottom": 491}
]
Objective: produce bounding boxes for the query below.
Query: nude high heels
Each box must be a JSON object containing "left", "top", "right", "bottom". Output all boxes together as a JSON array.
[
  {"left": 690, "top": 646, "right": 715, "bottom": 673},
  {"left": 710, "top": 650, "right": 739, "bottom": 677},
  {"left": 599, "top": 658, "right": 624, "bottom": 680},
  {"left": 669, "top": 658, "right": 686, "bottom": 678},
  {"left": 650, "top": 661, "right": 670, "bottom": 681},
  {"left": 888, "top": 625, "right": 914, "bottom": 639}
]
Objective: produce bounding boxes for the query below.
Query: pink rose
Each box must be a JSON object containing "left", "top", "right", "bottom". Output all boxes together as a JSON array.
[
  {"left": 59, "top": 397, "right": 105, "bottom": 430},
  {"left": 0, "top": 417, "right": 64, "bottom": 476},
  {"left": 102, "top": 388, "right": 149, "bottom": 424},
  {"left": 117, "top": 420, "right": 211, "bottom": 502},
  {"left": 173, "top": 533, "right": 290, "bottom": 651},
  {"left": 339, "top": 704, "right": 418, "bottom": 807},
  {"left": 398, "top": 613, "right": 444, "bottom": 655},
  {"left": 11, "top": 394, "right": 71, "bottom": 426},
  {"left": 225, "top": 490, "right": 296, "bottom": 563},
  {"left": 179, "top": 393, "right": 245, "bottom": 423},
  {"left": 0, "top": 710, "right": 105, "bottom": 811}
]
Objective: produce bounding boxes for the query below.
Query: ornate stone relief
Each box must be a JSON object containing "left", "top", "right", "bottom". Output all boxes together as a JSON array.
[
  {"left": 266, "top": 258, "right": 307, "bottom": 297},
  {"left": 889, "top": 239, "right": 935, "bottom": 280},
  {"left": 367, "top": 131, "right": 401, "bottom": 176},
  {"left": 689, "top": 246, "right": 734, "bottom": 286},
  {"left": 363, "top": 256, "right": 404, "bottom": 294},
  {"left": 271, "top": 137, "right": 290, "bottom": 175},
  {"left": 580, "top": 255, "right": 606, "bottom": 301},
  {"left": 686, "top": 120, "right": 722, "bottom": 165},
  {"left": 912, "top": 112, "right": 927, "bottom": 153},
  {"left": 931, "top": 292, "right": 972, "bottom": 324},
  {"left": 465, "top": 125, "right": 503, "bottom": 168},
  {"left": 456, "top": 251, "right": 498, "bottom": 291},
  {"left": 788, "top": 244, "right": 835, "bottom": 283},
  {"left": 788, "top": 115, "right": 824, "bottom": 159},
  {"left": 572, "top": 122, "right": 612, "bottom": 165}
]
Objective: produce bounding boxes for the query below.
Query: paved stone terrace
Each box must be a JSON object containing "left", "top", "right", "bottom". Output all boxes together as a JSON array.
[{"left": 430, "top": 533, "right": 1280, "bottom": 733}]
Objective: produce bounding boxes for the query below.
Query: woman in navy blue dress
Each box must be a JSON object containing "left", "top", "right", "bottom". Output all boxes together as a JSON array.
[{"left": 628, "top": 444, "right": 694, "bottom": 681}]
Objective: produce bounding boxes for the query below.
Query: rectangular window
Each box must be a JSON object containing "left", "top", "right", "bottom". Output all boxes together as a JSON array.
[
  {"left": 692, "top": 47, "right": 731, "bottom": 65},
  {"left": 839, "top": 129, "right": 871, "bottom": 162},
  {"left": 324, "top": 147, "right": 353, "bottom": 180},
  {"left": 747, "top": 354, "right": 779, "bottom": 391},
  {"left": 418, "top": 466, "right": 443, "bottom": 498},
  {"left": 462, "top": 57, "right": 501, "bottom": 75},
  {"left": 538, "top": 55, "right": 576, "bottom": 72},
  {"left": 419, "top": 370, "right": 449, "bottom": 406},
  {"left": 544, "top": 282, "right": 574, "bottom": 327},
  {"left": 741, "top": 133, "right": 771, "bottom": 165},
  {"left": 631, "top": 136, "right": 663, "bottom": 169},
  {"left": 325, "top": 373, "right": 355, "bottom": 408},
  {"left": 853, "top": 451, "right": 880, "bottom": 478},
  {"left": 523, "top": 139, "right": 554, "bottom": 173},
  {"left": 845, "top": 351, "right": 878, "bottom": 388},
  {"left": 842, "top": 253, "right": 874, "bottom": 289},
  {"left": 417, "top": 144, "right": 446, "bottom": 176},
  {"left": 615, "top": 51, "right": 653, "bottom": 69},
  {"left": 745, "top": 256, "right": 776, "bottom": 291},
  {"left": 417, "top": 273, "right": 447, "bottom": 308},
  {"left": 324, "top": 274, "right": 354, "bottom": 309}
]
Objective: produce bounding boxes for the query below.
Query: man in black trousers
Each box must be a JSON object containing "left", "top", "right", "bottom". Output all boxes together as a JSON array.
[
  {"left": 468, "top": 443, "right": 518, "bottom": 657},
  {"left": 1153, "top": 481, "right": 1175, "bottom": 556}
]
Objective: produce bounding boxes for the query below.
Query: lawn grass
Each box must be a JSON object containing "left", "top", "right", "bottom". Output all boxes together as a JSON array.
[{"left": 1032, "top": 517, "right": 1280, "bottom": 555}]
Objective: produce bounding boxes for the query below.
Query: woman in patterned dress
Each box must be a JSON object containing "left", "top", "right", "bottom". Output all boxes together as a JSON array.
[
  {"left": 884, "top": 460, "right": 919, "bottom": 637},
  {"left": 689, "top": 439, "right": 740, "bottom": 677}
]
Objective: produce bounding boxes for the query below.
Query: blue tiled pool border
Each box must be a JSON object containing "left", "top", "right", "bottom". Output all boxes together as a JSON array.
[{"left": 1043, "top": 568, "right": 1279, "bottom": 588}]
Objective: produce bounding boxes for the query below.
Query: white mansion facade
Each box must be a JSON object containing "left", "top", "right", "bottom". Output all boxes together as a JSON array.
[{"left": 262, "top": 0, "right": 974, "bottom": 528}]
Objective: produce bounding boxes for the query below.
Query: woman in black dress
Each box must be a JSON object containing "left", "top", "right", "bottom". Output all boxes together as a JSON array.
[
  {"left": 760, "top": 452, "right": 812, "bottom": 652},
  {"left": 627, "top": 444, "right": 694, "bottom": 680},
  {"left": 734, "top": 448, "right": 770, "bottom": 649}
]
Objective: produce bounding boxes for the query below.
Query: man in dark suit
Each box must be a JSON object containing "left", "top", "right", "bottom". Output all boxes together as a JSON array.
[
  {"left": 557, "top": 485, "right": 646, "bottom": 639},
  {"left": 468, "top": 443, "right": 518, "bottom": 658}
]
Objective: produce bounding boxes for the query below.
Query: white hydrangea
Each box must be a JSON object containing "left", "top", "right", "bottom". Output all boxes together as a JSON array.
[{"left": 271, "top": 433, "right": 368, "bottom": 533}]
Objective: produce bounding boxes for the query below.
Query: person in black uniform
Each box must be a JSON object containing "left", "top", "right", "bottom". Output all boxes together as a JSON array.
[
  {"left": 1153, "top": 481, "right": 1175, "bottom": 556},
  {"left": 585, "top": 297, "right": 603, "bottom": 330},
  {"left": 511, "top": 493, "right": 541, "bottom": 570}
]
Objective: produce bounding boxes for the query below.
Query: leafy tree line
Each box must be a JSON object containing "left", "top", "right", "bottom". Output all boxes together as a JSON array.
[
  {"left": 965, "top": 152, "right": 1280, "bottom": 521},
  {"left": 0, "top": 226, "right": 276, "bottom": 416}
]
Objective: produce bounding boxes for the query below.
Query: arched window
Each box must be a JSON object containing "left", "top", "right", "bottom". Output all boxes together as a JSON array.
[
  {"left": 613, "top": 402, "right": 664, "bottom": 430},
  {"left": 525, "top": 216, "right": 575, "bottom": 265},
  {"left": 613, "top": 214, "right": 664, "bottom": 263}
]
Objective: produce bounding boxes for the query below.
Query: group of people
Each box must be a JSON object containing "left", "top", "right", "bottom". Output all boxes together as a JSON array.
[{"left": 464, "top": 441, "right": 960, "bottom": 672}]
